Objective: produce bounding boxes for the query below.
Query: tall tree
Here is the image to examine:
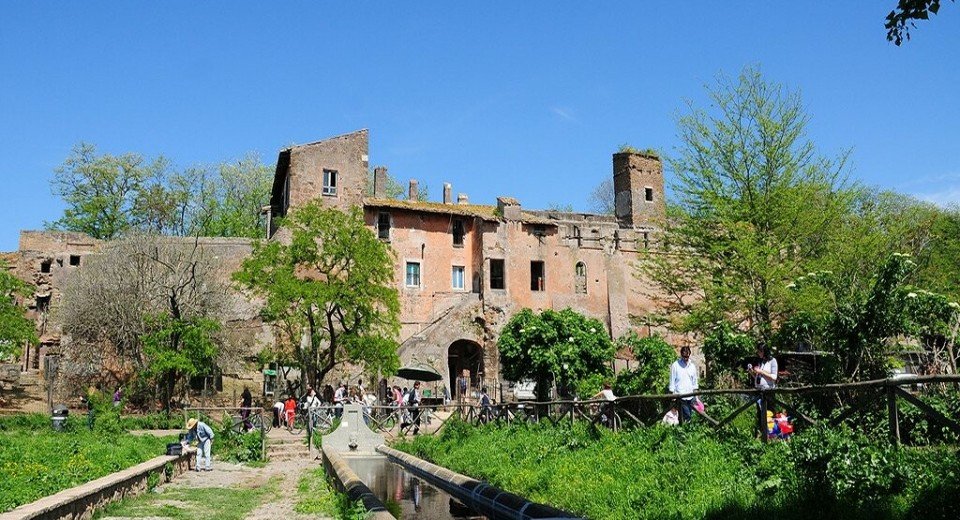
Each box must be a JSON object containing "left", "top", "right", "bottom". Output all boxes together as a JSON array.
[
  {"left": 59, "top": 235, "right": 227, "bottom": 409},
  {"left": 188, "top": 153, "right": 273, "bottom": 237},
  {"left": 0, "top": 261, "right": 36, "bottom": 359},
  {"left": 234, "top": 203, "right": 401, "bottom": 390},
  {"left": 639, "top": 67, "right": 852, "bottom": 342}
]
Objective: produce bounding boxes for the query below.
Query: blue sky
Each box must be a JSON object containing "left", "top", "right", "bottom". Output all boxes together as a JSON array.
[{"left": 1, "top": 2, "right": 958, "bottom": 251}]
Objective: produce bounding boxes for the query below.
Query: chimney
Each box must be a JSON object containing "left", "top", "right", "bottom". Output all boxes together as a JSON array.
[
  {"left": 443, "top": 183, "right": 452, "bottom": 204},
  {"left": 408, "top": 179, "right": 419, "bottom": 201},
  {"left": 457, "top": 193, "right": 469, "bottom": 205},
  {"left": 373, "top": 166, "right": 388, "bottom": 198},
  {"left": 497, "top": 196, "right": 521, "bottom": 220}
]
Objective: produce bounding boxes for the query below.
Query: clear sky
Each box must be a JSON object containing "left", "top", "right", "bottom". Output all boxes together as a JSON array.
[{"left": 1, "top": 2, "right": 958, "bottom": 251}]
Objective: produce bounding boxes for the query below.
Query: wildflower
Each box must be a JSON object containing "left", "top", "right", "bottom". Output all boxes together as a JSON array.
[
  {"left": 907, "top": 292, "right": 918, "bottom": 298},
  {"left": 590, "top": 328, "right": 596, "bottom": 333},
  {"left": 519, "top": 329, "right": 525, "bottom": 333},
  {"left": 568, "top": 337, "right": 575, "bottom": 343}
]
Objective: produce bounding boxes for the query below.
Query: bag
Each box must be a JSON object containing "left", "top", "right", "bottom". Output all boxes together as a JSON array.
[
  {"left": 693, "top": 397, "right": 705, "bottom": 413},
  {"left": 166, "top": 442, "right": 183, "bottom": 456}
]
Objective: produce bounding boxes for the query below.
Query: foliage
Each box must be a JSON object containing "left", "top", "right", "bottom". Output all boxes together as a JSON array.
[
  {"left": 885, "top": 0, "right": 953, "bottom": 45},
  {"left": 295, "top": 466, "right": 367, "bottom": 519},
  {"left": 0, "top": 260, "right": 36, "bottom": 359},
  {"left": 702, "top": 322, "right": 755, "bottom": 387},
  {"left": 397, "top": 420, "right": 960, "bottom": 520},
  {"left": 211, "top": 413, "right": 264, "bottom": 463},
  {"left": 47, "top": 144, "right": 271, "bottom": 239},
  {"left": 638, "top": 66, "right": 852, "bottom": 343},
  {"left": 498, "top": 308, "right": 614, "bottom": 401},
  {"left": 546, "top": 202, "right": 575, "bottom": 212},
  {"left": 60, "top": 235, "right": 227, "bottom": 409},
  {"left": 612, "top": 332, "right": 675, "bottom": 395},
  {"left": 0, "top": 417, "right": 171, "bottom": 512},
  {"left": 235, "top": 203, "right": 401, "bottom": 390}
]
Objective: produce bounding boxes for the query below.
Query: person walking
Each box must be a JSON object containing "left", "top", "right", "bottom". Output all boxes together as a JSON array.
[
  {"left": 186, "top": 418, "right": 215, "bottom": 471},
  {"left": 239, "top": 387, "right": 253, "bottom": 431},
  {"left": 669, "top": 346, "right": 699, "bottom": 423}
]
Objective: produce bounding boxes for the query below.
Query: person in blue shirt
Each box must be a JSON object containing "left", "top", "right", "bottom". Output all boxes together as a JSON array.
[{"left": 185, "top": 418, "right": 215, "bottom": 471}]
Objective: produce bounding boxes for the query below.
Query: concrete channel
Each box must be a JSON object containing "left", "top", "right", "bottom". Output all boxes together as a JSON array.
[{"left": 321, "top": 404, "right": 583, "bottom": 520}]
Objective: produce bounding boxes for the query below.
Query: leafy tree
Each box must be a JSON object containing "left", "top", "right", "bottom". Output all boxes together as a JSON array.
[
  {"left": 49, "top": 144, "right": 272, "bottom": 239},
  {"left": 0, "top": 261, "right": 36, "bottom": 359},
  {"left": 497, "top": 308, "right": 614, "bottom": 401},
  {"left": 638, "top": 67, "right": 853, "bottom": 343},
  {"left": 60, "top": 235, "right": 227, "bottom": 409},
  {"left": 702, "top": 322, "right": 755, "bottom": 387},
  {"left": 234, "top": 203, "right": 401, "bottom": 390},
  {"left": 48, "top": 143, "right": 171, "bottom": 239},
  {"left": 612, "top": 332, "right": 675, "bottom": 395},
  {"left": 886, "top": 0, "right": 953, "bottom": 45}
]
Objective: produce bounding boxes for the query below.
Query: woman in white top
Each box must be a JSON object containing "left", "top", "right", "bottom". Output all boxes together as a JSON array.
[{"left": 751, "top": 344, "right": 778, "bottom": 390}]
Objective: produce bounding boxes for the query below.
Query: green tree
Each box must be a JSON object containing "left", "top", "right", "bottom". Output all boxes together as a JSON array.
[
  {"left": 497, "top": 308, "right": 614, "bottom": 401},
  {"left": 0, "top": 261, "right": 36, "bottom": 359},
  {"left": 234, "top": 203, "right": 401, "bottom": 389},
  {"left": 612, "top": 332, "right": 675, "bottom": 395},
  {"left": 48, "top": 143, "right": 171, "bottom": 239},
  {"left": 639, "top": 67, "right": 852, "bottom": 342},
  {"left": 188, "top": 153, "right": 273, "bottom": 238}
]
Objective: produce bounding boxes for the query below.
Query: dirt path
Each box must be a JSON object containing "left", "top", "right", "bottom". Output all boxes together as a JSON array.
[{"left": 100, "top": 428, "right": 330, "bottom": 520}]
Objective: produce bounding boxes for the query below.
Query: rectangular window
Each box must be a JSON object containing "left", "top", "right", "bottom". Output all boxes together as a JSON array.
[
  {"left": 644, "top": 187, "right": 654, "bottom": 202},
  {"left": 322, "top": 169, "right": 338, "bottom": 196},
  {"left": 40, "top": 260, "right": 51, "bottom": 273},
  {"left": 36, "top": 295, "right": 50, "bottom": 313},
  {"left": 377, "top": 212, "right": 391, "bottom": 240},
  {"left": 490, "top": 259, "right": 505, "bottom": 290},
  {"left": 69, "top": 255, "right": 80, "bottom": 266},
  {"left": 405, "top": 262, "right": 421, "bottom": 287},
  {"left": 452, "top": 266, "right": 465, "bottom": 290},
  {"left": 530, "top": 261, "right": 545, "bottom": 291},
  {"left": 452, "top": 219, "right": 465, "bottom": 247}
]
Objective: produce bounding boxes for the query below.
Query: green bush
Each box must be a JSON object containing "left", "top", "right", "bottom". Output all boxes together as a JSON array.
[{"left": 613, "top": 332, "right": 675, "bottom": 395}]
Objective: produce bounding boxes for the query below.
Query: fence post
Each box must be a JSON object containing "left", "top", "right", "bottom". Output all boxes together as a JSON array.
[
  {"left": 887, "top": 384, "right": 900, "bottom": 446},
  {"left": 758, "top": 391, "right": 768, "bottom": 443},
  {"left": 260, "top": 408, "right": 266, "bottom": 461}
]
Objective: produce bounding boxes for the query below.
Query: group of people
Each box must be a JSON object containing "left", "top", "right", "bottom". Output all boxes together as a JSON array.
[{"left": 661, "top": 344, "right": 789, "bottom": 437}]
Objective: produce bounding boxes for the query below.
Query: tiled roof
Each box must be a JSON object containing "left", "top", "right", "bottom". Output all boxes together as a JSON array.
[{"left": 363, "top": 198, "right": 556, "bottom": 225}]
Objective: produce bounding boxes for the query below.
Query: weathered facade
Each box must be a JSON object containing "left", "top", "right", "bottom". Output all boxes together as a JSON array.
[
  {"left": 266, "top": 129, "right": 669, "bottom": 395},
  {"left": 3, "top": 129, "right": 672, "bottom": 407}
]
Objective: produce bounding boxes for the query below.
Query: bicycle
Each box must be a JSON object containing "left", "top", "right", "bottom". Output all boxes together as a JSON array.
[{"left": 230, "top": 409, "right": 271, "bottom": 434}]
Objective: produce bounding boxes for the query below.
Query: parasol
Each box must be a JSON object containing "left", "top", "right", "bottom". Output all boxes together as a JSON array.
[{"left": 396, "top": 362, "right": 443, "bottom": 382}]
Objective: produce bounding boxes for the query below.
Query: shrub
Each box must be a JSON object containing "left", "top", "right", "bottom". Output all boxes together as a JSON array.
[{"left": 613, "top": 332, "right": 675, "bottom": 395}]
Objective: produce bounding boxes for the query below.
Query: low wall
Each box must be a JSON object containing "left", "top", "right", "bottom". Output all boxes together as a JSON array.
[
  {"left": 320, "top": 445, "right": 395, "bottom": 520},
  {"left": 377, "top": 445, "right": 582, "bottom": 519},
  {"left": 0, "top": 450, "right": 195, "bottom": 520}
]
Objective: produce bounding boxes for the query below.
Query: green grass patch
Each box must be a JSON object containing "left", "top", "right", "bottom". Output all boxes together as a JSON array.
[
  {"left": 0, "top": 417, "right": 172, "bottom": 512},
  {"left": 396, "top": 420, "right": 960, "bottom": 520},
  {"left": 97, "top": 477, "right": 280, "bottom": 520}
]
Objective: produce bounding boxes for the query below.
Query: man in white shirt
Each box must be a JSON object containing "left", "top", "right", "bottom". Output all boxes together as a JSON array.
[{"left": 669, "top": 346, "right": 699, "bottom": 422}]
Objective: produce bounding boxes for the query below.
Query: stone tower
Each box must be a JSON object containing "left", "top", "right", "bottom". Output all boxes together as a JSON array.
[{"left": 613, "top": 151, "right": 664, "bottom": 228}]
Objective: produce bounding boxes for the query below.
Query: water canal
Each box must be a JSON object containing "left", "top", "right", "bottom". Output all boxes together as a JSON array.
[{"left": 346, "top": 457, "right": 486, "bottom": 519}]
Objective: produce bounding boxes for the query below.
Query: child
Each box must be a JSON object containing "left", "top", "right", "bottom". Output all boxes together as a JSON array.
[{"left": 662, "top": 406, "right": 679, "bottom": 426}]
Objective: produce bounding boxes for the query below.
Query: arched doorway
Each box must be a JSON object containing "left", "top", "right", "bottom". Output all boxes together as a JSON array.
[{"left": 448, "top": 340, "right": 483, "bottom": 401}]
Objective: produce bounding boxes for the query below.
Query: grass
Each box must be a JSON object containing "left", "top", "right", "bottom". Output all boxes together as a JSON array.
[
  {"left": 97, "top": 476, "right": 281, "bottom": 520},
  {"left": 396, "top": 419, "right": 960, "bottom": 520},
  {"left": 0, "top": 415, "right": 172, "bottom": 512}
]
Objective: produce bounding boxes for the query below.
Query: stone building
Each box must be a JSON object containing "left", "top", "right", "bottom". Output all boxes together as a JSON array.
[
  {"left": 2, "top": 128, "right": 671, "bottom": 407},
  {"left": 266, "top": 129, "right": 668, "bottom": 397}
]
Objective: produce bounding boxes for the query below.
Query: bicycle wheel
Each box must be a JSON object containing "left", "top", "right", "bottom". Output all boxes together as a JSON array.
[{"left": 250, "top": 412, "right": 271, "bottom": 433}]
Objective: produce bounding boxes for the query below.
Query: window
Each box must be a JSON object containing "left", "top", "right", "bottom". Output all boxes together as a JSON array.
[
  {"left": 572, "top": 226, "right": 581, "bottom": 247},
  {"left": 490, "top": 259, "right": 505, "bottom": 290},
  {"left": 530, "top": 261, "right": 545, "bottom": 291},
  {"left": 36, "top": 295, "right": 51, "bottom": 313},
  {"left": 377, "top": 212, "right": 391, "bottom": 240},
  {"left": 69, "top": 255, "right": 80, "bottom": 266},
  {"left": 40, "top": 260, "right": 51, "bottom": 273},
  {"left": 452, "top": 219, "right": 465, "bottom": 247},
  {"left": 405, "top": 262, "right": 421, "bottom": 287},
  {"left": 452, "top": 266, "right": 465, "bottom": 290},
  {"left": 322, "top": 169, "right": 338, "bottom": 196},
  {"left": 642, "top": 232, "right": 650, "bottom": 249},
  {"left": 575, "top": 262, "right": 587, "bottom": 294},
  {"left": 644, "top": 187, "right": 654, "bottom": 202},
  {"left": 532, "top": 225, "right": 546, "bottom": 237}
]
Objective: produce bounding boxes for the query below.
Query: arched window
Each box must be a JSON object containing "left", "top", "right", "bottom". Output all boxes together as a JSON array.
[{"left": 575, "top": 262, "right": 587, "bottom": 294}]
